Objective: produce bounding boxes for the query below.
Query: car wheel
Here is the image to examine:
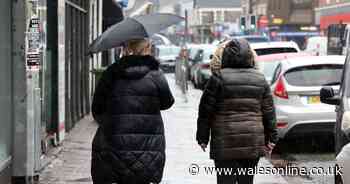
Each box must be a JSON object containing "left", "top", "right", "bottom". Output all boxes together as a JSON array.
[{"left": 335, "top": 164, "right": 343, "bottom": 184}]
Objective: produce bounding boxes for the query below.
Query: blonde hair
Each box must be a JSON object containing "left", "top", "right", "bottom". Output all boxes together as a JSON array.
[{"left": 124, "top": 39, "right": 151, "bottom": 56}]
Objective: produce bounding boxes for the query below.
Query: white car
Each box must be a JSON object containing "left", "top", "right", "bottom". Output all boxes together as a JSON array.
[
  {"left": 155, "top": 45, "right": 181, "bottom": 73},
  {"left": 151, "top": 33, "right": 172, "bottom": 45},
  {"left": 271, "top": 56, "right": 345, "bottom": 139},
  {"left": 305, "top": 36, "right": 328, "bottom": 56},
  {"left": 250, "top": 41, "right": 300, "bottom": 56}
]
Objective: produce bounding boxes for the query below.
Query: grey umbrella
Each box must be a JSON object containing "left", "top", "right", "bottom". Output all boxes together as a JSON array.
[{"left": 88, "top": 13, "right": 184, "bottom": 54}]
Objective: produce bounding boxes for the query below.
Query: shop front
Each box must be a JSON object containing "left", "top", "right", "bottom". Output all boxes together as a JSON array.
[
  {"left": 315, "top": 2, "right": 350, "bottom": 31},
  {"left": 268, "top": 25, "right": 320, "bottom": 49}
]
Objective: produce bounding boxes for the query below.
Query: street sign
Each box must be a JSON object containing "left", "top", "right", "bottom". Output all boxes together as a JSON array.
[
  {"left": 273, "top": 18, "right": 283, "bottom": 24},
  {"left": 26, "top": 16, "right": 41, "bottom": 70}
]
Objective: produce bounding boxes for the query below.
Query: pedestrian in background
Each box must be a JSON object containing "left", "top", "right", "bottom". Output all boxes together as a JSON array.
[
  {"left": 91, "top": 39, "right": 174, "bottom": 184},
  {"left": 210, "top": 39, "right": 259, "bottom": 73},
  {"left": 196, "top": 39, "right": 278, "bottom": 184}
]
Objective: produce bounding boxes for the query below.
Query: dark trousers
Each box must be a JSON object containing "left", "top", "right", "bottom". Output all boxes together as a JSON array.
[{"left": 215, "top": 158, "right": 260, "bottom": 184}]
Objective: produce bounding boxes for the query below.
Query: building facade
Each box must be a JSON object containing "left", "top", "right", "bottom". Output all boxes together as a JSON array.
[
  {"left": 315, "top": 0, "right": 350, "bottom": 31},
  {"left": 191, "top": 0, "right": 242, "bottom": 43},
  {"left": 243, "top": 0, "right": 319, "bottom": 48},
  {"left": 0, "top": 0, "right": 125, "bottom": 183},
  {"left": 0, "top": 0, "right": 14, "bottom": 183}
]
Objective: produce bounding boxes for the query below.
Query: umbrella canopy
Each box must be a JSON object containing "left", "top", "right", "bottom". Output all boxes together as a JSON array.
[{"left": 88, "top": 13, "right": 184, "bottom": 54}]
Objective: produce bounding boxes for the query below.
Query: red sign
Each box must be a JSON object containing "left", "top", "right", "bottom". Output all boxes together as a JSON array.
[
  {"left": 258, "top": 16, "right": 269, "bottom": 28},
  {"left": 320, "top": 13, "right": 350, "bottom": 30}
]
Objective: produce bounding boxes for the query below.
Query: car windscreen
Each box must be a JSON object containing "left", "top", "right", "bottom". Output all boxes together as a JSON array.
[
  {"left": 189, "top": 48, "right": 200, "bottom": 59},
  {"left": 203, "top": 50, "right": 214, "bottom": 61},
  {"left": 284, "top": 64, "right": 343, "bottom": 87},
  {"left": 254, "top": 47, "right": 298, "bottom": 56},
  {"left": 258, "top": 60, "right": 280, "bottom": 80}
]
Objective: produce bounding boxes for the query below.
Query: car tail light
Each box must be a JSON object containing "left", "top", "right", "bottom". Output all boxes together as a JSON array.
[
  {"left": 277, "top": 121, "right": 288, "bottom": 128},
  {"left": 274, "top": 76, "right": 289, "bottom": 99},
  {"left": 201, "top": 63, "right": 210, "bottom": 69}
]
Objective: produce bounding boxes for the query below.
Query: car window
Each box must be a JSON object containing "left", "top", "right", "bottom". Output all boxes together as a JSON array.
[
  {"left": 258, "top": 60, "right": 280, "bottom": 81},
  {"left": 284, "top": 64, "right": 343, "bottom": 87},
  {"left": 194, "top": 50, "right": 204, "bottom": 62},
  {"left": 202, "top": 48, "right": 215, "bottom": 61},
  {"left": 189, "top": 48, "right": 200, "bottom": 60},
  {"left": 271, "top": 63, "right": 282, "bottom": 84},
  {"left": 255, "top": 48, "right": 298, "bottom": 56}
]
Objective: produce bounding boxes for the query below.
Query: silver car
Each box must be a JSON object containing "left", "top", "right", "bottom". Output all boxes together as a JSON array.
[{"left": 270, "top": 56, "right": 345, "bottom": 139}]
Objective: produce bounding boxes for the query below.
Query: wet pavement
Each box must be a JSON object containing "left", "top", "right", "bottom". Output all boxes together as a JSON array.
[{"left": 39, "top": 74, "right": 334, "bottom": 184}]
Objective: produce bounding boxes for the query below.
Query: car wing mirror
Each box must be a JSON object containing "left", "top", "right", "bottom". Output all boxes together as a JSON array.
[{"left": 320, "top": 86, "right": 341, "bottom": 105}]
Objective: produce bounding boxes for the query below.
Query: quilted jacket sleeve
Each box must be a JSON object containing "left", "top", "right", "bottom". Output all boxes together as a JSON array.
[
  {"left": 196, "top": 75, "right": 222, "bottom": 145},
  {"left": 261, "top": 81, "right": 279, "bottom": 144},
  {"left": 92, "top": 66, "right": 114, "bottom": 124},
  {"left": 153, "top": 71, "right": 175, "bottom": 110}
]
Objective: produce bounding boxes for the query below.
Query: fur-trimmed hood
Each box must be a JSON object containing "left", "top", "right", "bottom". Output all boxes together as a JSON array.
[
  {"left": 221, "top": 39, "right": 256, "bottom": 69},
  {"left": 117, "top": 55, "right": 160, "bottom": 79}
]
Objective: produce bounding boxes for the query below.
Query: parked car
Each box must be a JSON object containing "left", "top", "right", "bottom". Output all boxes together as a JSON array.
[
  {"left": 184, "top": 44, "right": 206, "bottom": 80},
  {"left": 250, "top": 41, "right": 300, "bottom": 56},
  {"left": 257, "top": 53, "right": 310, "bottom": 84},
  {"left": 305, "top": 36, "right": 328, "bottom": 56},
  {"left": 270, "top": 56, "right": 345, "bottom": 139},
  {"left": 190, "top": 45, "right": 216, "bottom": 89},
  {"left": 320, "top": 54, "right": 350, "bottom": 184},
  {"left": 151, "top": 33, "right": 172, "bottom": 45},
  {"left": 155, "top": 45, "right": 181, "bottom": 73}
]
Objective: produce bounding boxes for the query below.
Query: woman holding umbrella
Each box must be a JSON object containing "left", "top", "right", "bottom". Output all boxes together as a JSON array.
[
  {"left": 89, "top": 13, "right": 182, "bottom": 184},
  {"left": 91, "top": 38, "right": 174, "bottom": 184}
]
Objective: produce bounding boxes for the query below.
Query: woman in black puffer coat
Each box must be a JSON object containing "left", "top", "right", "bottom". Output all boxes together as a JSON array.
[
  {"left": 196, "top": 39, "right": 278, "bottom": 184},
  {"left": 91, "top": 39, "right": 174, "bottom": 184}
]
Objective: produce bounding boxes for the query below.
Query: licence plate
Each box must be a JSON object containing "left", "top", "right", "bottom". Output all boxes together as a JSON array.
[{"left": 307, "top": 96, "right": 321, "bottom": 104}]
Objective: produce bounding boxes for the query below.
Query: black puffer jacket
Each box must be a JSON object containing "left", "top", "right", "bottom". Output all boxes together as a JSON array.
[
  {"left": 196, "top": 39, "right": 278, "bottom": 160},
  {"left": 91, "top": 55, "right": 174, "bottom": 184}
]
